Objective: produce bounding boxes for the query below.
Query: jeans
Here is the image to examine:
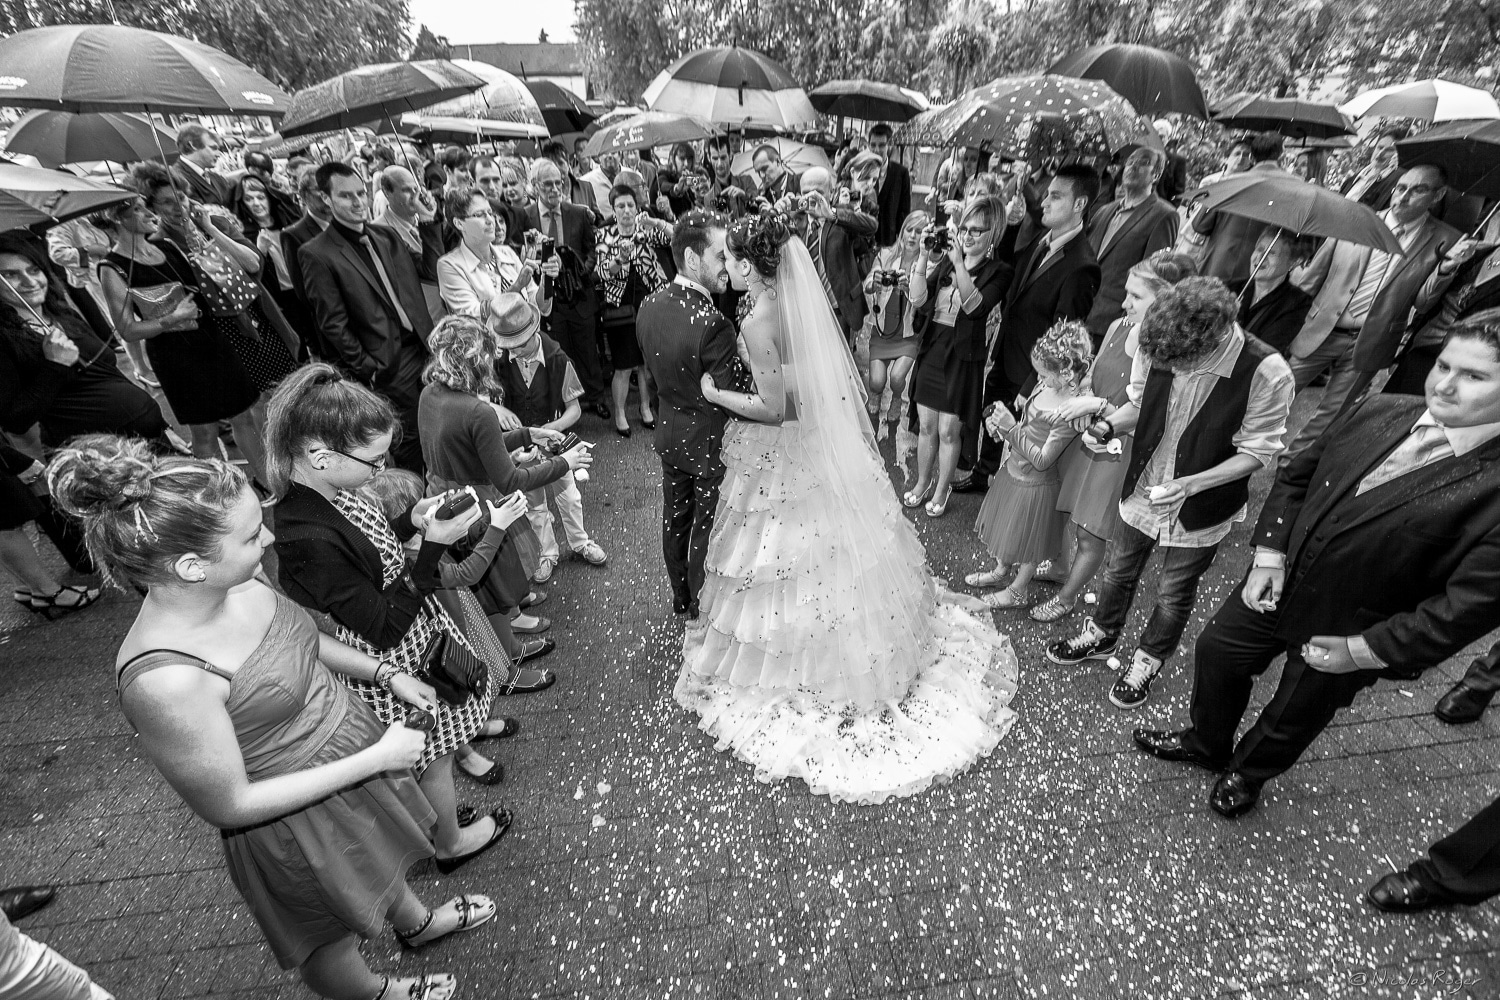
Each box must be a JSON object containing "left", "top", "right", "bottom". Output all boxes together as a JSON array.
[{"left": 1092, "top": 521, "right": 1221, "bottom": 663}]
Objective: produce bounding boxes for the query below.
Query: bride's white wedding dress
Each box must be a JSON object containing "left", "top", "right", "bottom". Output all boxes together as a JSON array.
[{"left": 673, "top": 238, "right": 1018, "bottom": 805}]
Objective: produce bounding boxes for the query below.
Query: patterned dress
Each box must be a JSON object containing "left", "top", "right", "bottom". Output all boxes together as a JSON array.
[{"left": 329, "top": 490, "right": 491, "bottom": 771}]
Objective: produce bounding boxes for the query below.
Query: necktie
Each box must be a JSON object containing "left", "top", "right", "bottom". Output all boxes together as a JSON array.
[
  {"left": 1341, "top": 228, "right": 1403, "bottom": 329},
  {"left": 361, "top": 234, "right": 414, "bottom": 332},
  {"left": 1357, "top": 423, "right": 1453, "bottom": 495},
  {"left": 548, "top": 211, "right": 562, "bottom": 241},
  {"left": 806, "top": 221, "right": 837, "bottom": 307}
]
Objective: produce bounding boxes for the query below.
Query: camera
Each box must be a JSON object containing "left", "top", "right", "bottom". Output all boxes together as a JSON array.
[
  {"left": 549, "top": 432, "right": 582, "bottom": 455},
  {"left": 923, "top": 228, "right": 952, "bottom": 253},
  {"left": 876, "top": 269, "right": 903, "bottom": 287},
  {"left": 435, "top": 490, "right": 477, "bottom": 519},
  {"left": 537, "top": 234, "right": 555, "bottom": 262}
]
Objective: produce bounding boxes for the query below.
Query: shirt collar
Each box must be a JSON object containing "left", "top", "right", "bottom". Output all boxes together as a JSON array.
[
  {"left": 1177, "top": 324, "right": 1243, "bottom": 378},
  {"left": 1382, "top": 210, "right": 1426, "bottom": 243},
  {"left": 513, "top": 338, "right": 545, "bottom": 366},
  {"left": 180, "top": 158, "right": 206, "bottom": 177},
  {"left": 378, "top": 207, "right": 417, "bottom": 235},
  {"left": 1415, "top": 409, "right": 1500, "bottom": 457},
  {"left": 674, "top": 274, "right": 711, "bottom": 299},
  {"left": 331, "top": 219, "right": 366, "bottom": 243},
  {"left": 1044, "top": 222, "right": 1084, "bottom": 252}
]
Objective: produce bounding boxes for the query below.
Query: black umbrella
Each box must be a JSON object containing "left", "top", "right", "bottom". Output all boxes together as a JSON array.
[
  {"left": 0, "top": 162, "right": 135, "bottom": 233},
  {"left": 523, "top": 81, "right": 597, "bottom": 136},
  {"left": 808, "top": 80, "right": 928, "bottom": 122},
  {"left": 1192, "top": 171, "right": 1402, "bottom": 251},
  {"left": 1046, "top": 43, "right": 1209, "bottom": 119},
  {"left": 1398, "top": 119, "right": 1500, "bottom": 198},
  {"left": 280, "top": 60, "right": 488, "bottom": 137},
  {"left": 1213, "top": 94, "right": 1355, "bottom": 141}
]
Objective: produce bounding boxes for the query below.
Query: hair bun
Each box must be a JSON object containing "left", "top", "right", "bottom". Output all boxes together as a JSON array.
[
  {"left": 47, "top": 435, "right": 157, "bottom": 519},
  {"left": 729, "top": 207, "right": 793, "bottom": 280}
]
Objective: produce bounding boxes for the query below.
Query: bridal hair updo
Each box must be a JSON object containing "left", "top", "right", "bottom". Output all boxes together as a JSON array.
[
  {"left": 728, "top": 208, "right": 794, "bottom": 280},
  {"left": 48, "top": 435, "right": 247, "bottom": 590}
]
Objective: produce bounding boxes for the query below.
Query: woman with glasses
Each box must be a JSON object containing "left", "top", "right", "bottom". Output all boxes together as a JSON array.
[
  {"left": 436, "top": 189, "right": 555, "bottom": 323},
  {"left": 596, "top": 184, "right": 672, "bottom": 436},
  {"left": 906, "top": 196, "right": 1012, "bottom": 517}
]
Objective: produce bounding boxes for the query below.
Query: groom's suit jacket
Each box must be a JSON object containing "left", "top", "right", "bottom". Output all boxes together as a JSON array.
[{"left": 637, "top": 280, "right": 739, "bottom": 478}]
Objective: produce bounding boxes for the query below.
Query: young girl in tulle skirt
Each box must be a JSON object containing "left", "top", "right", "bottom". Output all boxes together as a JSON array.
[{"left": 969, "top": 321, "right": 1092, "bottom": 610}]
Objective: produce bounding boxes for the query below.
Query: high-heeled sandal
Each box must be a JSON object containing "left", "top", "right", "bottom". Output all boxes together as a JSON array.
[
  {"left": 924, "top": 487, "right": 953, "bottom": 518},
  {"left": 982, "top": 585, "right": 1029, "bottom": 609},
  {"left": 396, "top": 894, "right": 497, "bottom": 947},
  {"left": 901, "top": 483, "right": 934, "bottom": 509},
  {"left": 27, "top": 584, "right": 101, "bottom": 619},
  {"left": 371, "top": 973, "right": 458, "bottom": 1000},
  {"left": 1029, "top": 595, "right": 1077, "bottom": 622},
  {"left": 964, "top": 566, "right": 1011, "bottom": 588}
]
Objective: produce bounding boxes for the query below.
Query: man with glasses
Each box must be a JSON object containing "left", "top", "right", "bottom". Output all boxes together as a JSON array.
[
  {"left": 1282, "top": 164, "right": 1459, "bottom": 459},
  {"left": 1341, "top": 125, "right": 1410, "bottom": 211},
  {"left": 297, "top": 162, "right": 433, "bottom": 471}
]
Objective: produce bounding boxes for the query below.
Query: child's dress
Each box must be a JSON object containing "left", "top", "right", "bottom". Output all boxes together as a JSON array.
[{"left": 974, "top": 391, "right": 1080, "bottom": 565}]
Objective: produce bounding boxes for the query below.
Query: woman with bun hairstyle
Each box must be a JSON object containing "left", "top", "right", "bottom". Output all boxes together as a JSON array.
[
  {"left": 51, "top": 434, "right": 494, "bottom": 1000},
  {"left": 264, "top": 363, "right": 514, "bottom": 876}
]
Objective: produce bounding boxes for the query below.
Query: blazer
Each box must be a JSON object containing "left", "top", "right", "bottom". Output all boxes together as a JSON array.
[
  {"left": 524, "top": 201, "right": 597, "bottom": 279},
  {"left": 637, "top": 281, "right": 739, "bottom": 478},
  {"left": 297, "top": 221, "right": 434, "bottom": 395},
  {"left": 1290, "top": 213, "right": 1460, "bottom": 368},
  {"left": 170, "top": 161, "right": 234, "bottom": 207},
  {"left": 1084, "top": 195, "right": 1179, "bottom": 337},
  {"left": 994, "top": 232, "right": 1101, "bottom": 390},
  {"left": 280, "top": 213, "right": 325, "bottom": 306},
  {"left": 1340, "top": 168, "right": 1401, "bottom": 211},
  {"left": 1229, "top": 276, "right": 1315, "bottom": 355},
  {"left": 1253, "top": 394, "right": 1500, "bottom": 673},
  {"left": 805, "top": 207, "right": 878, "bottom": 329},
  {"left": 914, "top": 255, "right": 1013, "bottom": 363},
  {"left": 875, "top": 161, "right": 913, "bottom": 247},
  {"left": 436, "top": 241, "right": 506, "bottom": 319},
  {"left": 272, "top": 481, "right": 444, "bottom": 651}
]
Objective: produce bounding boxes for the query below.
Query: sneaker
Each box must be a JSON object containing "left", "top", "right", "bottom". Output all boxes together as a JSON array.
[
  {"left": 1109, "top": 649, "right": 1163, "bottom": 710},
  {"left": 532, "top": 557, "right": 557, "bottom": 584},
  {"left": 1045, "top": 617, "right": 1118, "bottom": 665},
  {"left": 573, "top": 541, "right": 607, "bottom": 566}
]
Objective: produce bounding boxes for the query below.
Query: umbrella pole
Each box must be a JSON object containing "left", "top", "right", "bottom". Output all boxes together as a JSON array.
[
  {"left": 387, "top": 113, "right": 421, "bottom": 177},
  {"left": 1473, "top": 199, "right": 1500, "bottom": 238},
  {"left": 1241, "top": 227, "right": 1281, "bottom": 305}
]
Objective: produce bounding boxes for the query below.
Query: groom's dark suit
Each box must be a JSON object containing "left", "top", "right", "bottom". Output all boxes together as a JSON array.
[{"left": 637, "top": 278, "right": 739, "bottom": 608}]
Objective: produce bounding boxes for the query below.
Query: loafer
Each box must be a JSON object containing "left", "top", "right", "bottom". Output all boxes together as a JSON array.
[
  {"left": 515, "top": 638, "right": 556, "bottom": 666},
  {"left": 1366, "top": 871, "right": 1446, "bottom": 913},
  {"left": 511, "top": 614, "right": 551, "bottom": 635},
  {"left": 0, "top": 886, "right": 55, "bottom": 922},
  {"left": 1133, "top": 729, "right": 1225, "bottom": 771},
  {"left": 1209, "top": 772, "right": 1261, "bottom": 818},
  {"left": 949, "top": 473, "right": 988, "bottom": 494},
  {"left": 1435, "top": 681, "right": 1493, "bottom": 725},
  {"left": 520, "top": 589, "right": 547, "bottom": 610}
]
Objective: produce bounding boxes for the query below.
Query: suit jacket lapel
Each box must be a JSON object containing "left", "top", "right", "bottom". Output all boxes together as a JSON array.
[
  {"left": 1380, "top": 220, "right": 1436, "bottom": 291},
  {"left": 335, "top": 236, "right": 396, "bottom": 313},
  {"left": 1338, "top": 442, "right": 1499, "bottom": 539},
  {"left": 1010, "top": 241, "right": 1047, "bottom": 303},
  {"left": 1098, "top": 201, "right": 1151, "bottom": 259},
  {"left": 1318, "top": 403, "right": 1414, "bottom": 511}
]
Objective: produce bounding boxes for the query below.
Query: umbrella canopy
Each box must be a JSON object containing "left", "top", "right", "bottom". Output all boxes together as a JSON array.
[
  {"left": 523, "top": 81, "right": 596, "bottom": 136},
  {"left": 401, "top": 114, "right": 548, "bottom": 145},
  {"left": 0, "top": 162, "right": 136, "bottom": 233},
  {"left": 1397, "top": 119, "right": 1500, "bottom": 198},
  {"left": 899, "top": 75, "right": 1159, "bottom": 160},
  {"left": 730, "top": 137, "right": 831, "bottom": 177},
  {"left": 1192, "top": 171, "right": 1402, "bottom": 251},
  {"left": 594, "top": 106, "right": 646, "bottom": 127},
  {"left": 583, "top": 110, "right": 722, "bottom": 158},
  {"left": 1339, "top": 79, "right": 1500, "bottom": 122},
  {"left": 3, "top": 111, "right": 178, "bottom": 168},
  {"left": 1213, "top": 94, "right": 1355, "bottom": 140},
  {"left": 280, "top": 60, "right": 488, "bottom": 137},
  {"left": 643, "top": 46, "right": 816, "bottom": 130},
  {"left": 808, "top": 80, "right": 928, "bottom": 122},
  {"left": 0, "top": 24, "right": 289, "bottom": 116},
  {"left": 1046, "top": 43, "right": 1209, "bottom": 119},
  {"left": 249, "top": 128, "right": 373, "bottom": 158},
  {"left": 418, "top": 60, "right": 546, "bottom": 127}
]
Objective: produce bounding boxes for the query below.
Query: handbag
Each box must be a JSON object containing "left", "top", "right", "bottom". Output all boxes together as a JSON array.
[
  {"left": 184, "top": 219, "right": 259, "bottom": 317},
  {"left": 127, "top": 281, "right": 190, "bottom": 321},
  {"left": 415, "top": 622, "right": 489, "bottom": 707}
]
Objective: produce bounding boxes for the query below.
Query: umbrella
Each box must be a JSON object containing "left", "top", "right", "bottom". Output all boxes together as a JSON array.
[
  {"left": 280, "top": 60, "right": 488, "bottom": 137},
  {"left": 583, "top": 111, "right": 722, "bottom": 158},
  {"left": 1192, "top": 171, "right": 1402, "bottom": 252},
  {"left": 0, "top": 24, "right": 289, "bottom": 116},
  {"left": 523, "top": 81, "right": 597, "bottom": 135},
  {"left": 400, "top": 114, "right": 548, "bottom": 145},
  {"left": 1339, "top": 79, "right": 1500, "bottom": 122},
  {"left": 0, "top": 162, "right": 136, "bottom": 233},
  {"left": 249, "top": 128, "right": 374, "bottom": 158},
  {"left": 2, "top": 111, "right": 179, "bottom": 168},
  {"left": 643, "top": 46, "right": 816, "bottom": 131},
  {"left": 418, "top": 60, "right": 546, "bottom": 128},
  {"left": 729, "top": 137, "right": 831, "bottom": 177},
  {"left": 1046, "top": 43, "right": 1210, "bottom": 119},
  {"left": 595, "top": 106, "right": 646, "bottom": 127},
  {"left": 1397, "top": 119, "right": 1500, "bottom": 198},
  {"left": 808, "top": 80, "right": 928, "bottom": 122},
  {"left": 1212, "top": 94, "right": 1355, "bottom": 140},
  {"left": 899, "top": 75, "right": 1159, "bottom": 160}
]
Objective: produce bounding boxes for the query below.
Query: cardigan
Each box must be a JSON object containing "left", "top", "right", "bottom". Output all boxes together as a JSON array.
[{"left": 417, "top": 381, "right": 571, "bottom": 497}]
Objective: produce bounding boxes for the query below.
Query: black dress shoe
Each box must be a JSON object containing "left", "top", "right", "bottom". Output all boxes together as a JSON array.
[
  {"left": 1435, "top": 681, "right": 1493, "bottom": 725},
  {"left": 458, "top": 755, "right": 505, "bottom": 785},
  {"left": 592, "top": 401, "right": 612, "bottom": 420},
  {"left": 1132, "top": 729, "right": 1226, "bottom": 771},
  {"left": 515, "top": 637, "right": 556, "bottom": 665},
  {"left": 614, "top": 424, "right": 632, "bottom": 437},
  {"left": 672, "top": 595, "right": 692, "bottom": 615},
  {"left": 0, "top": 885, "right": 55, "bottom": 922},
  {"left": 435, "top": 807, "right": 513, "bottom": 874},
  {"left": 949, "top": 473, "right": 988, "bottom": 494},
  {"left": 1209, "top": 772, "right": 1261, "bottom": 818},
  {"left": 1367, "top": 871, "right": 1447, "bottom": 913}
]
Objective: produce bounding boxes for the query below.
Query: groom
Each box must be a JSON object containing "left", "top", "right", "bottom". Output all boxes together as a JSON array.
[{"left": 637, "top": 211, "right": 739, "bottom": 619}]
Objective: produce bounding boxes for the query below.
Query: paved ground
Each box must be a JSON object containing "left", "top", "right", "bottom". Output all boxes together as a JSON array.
[{"left": 3, "top": 389, "right": 1499, "bottom": 1000}]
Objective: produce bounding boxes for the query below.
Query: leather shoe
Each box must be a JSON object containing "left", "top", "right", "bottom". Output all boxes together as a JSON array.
[
  {"left": 1435, "top": 681, "right": 1493, "bottom": 725},
  {"left": 591, "top": 401, "right": 612, "bottom": 420},
  {"left": 516, "top": 637, "right": 555, "bottom": 665},
  {"left": 0, "top": 885, "right": 55, "bottom": 922},
  {"left": 1132, "top": 729, "right": 1225, "bottom": 771},
  {"left": 1367, "top": 871, "right": 1446, "bottom": 913},
  {"left": 1209, "top": 772, "right": 1261, "bottom": 818},
  {"left": 950, "top": 473, "right": 988, "bottom": 494},
  {"left": 672, "top": 594, "right": 693, "bottom": 615}
]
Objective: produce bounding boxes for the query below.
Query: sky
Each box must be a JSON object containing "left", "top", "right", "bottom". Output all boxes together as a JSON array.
[{"left": 408, "top": 0, "right": 577, "bottom": 44}]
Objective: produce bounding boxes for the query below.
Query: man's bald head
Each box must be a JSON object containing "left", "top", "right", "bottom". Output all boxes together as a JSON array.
[
  {"left": 800, "top": 167, "right": 833, "bottom": 196},
  {"left": 379, "top": 165, "right": 425, "bottom": 220}
]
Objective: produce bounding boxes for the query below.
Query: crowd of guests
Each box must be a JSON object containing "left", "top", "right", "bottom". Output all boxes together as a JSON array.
[{"left": 5, "top": 116, "right": 1500, "bottom": 996}]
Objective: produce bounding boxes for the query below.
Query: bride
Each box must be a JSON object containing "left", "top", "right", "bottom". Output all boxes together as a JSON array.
[{"left": 673, "top": 210, "right": 1019, "bottom": 805}]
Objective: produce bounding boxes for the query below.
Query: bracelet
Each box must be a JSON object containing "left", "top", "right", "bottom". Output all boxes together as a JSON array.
[{"left": 374, "top": 660, "right": 399, "bottom": 688}]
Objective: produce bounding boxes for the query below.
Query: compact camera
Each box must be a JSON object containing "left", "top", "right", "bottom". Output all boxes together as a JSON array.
[
  {"left": 923, "top": 228, "right": 952, "bottom": 253},
  {"left": 876, "top": 269, "right": 903, "bottom": 287}
]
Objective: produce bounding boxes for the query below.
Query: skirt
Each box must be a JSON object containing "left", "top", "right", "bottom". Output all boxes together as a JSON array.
[
  {"left": 601, "top": 311, "right": 645, "bottom": 370},
  {"left": 869, "top": 331, "right": 920, "bottom": 362},
  {"left": 974, "top": 465, "right": 1067, "bottom": 565},
  {"left": 912, "top": 323, "right": 979, "bottom": 415}
]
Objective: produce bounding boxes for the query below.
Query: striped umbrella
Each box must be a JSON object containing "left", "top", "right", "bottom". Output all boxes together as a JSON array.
[
  {"left": 1340, "top": 79, "right": 1500, "bottom": 122},
  {"left": 643, "top": 47, "right": 816, "bottom": 131},
  {"left": 421, "top": 59, "right": 547, "bottom": 129}
]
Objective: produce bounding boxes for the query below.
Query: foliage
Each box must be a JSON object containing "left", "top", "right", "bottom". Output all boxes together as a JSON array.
[{"left": 409, "top": 24, "right": 451, "bottom": 62}]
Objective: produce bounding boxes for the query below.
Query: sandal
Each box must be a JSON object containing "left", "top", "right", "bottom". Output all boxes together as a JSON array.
[
  {"left": 27, "top": 584, "right": 101, "bottom": 620},
  {"left": 982, "top": 585, "right": 1029, "bottom": 609},
  {"left": 1029, "top": 595, "right": 1077, "bottom": 623},
  {"left": 964, "top": 566, "right": 1011, "bottom": 588},
  {"left": 395, "top": 893, "right": 498, "bottom": 946},
  {"left": 434, "top": 810, "right": 513, "bottom": 874},
  {"left": 371, "top": 973, "right": 458, "bottom": 1000},
  {"left": 924, "top": 487, "right": 953, "bottom": 518},
  {"left": 901, "top": 483, "right": 934, "bottom": 509}
]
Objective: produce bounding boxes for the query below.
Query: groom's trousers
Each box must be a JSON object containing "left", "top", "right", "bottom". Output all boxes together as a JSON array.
[
  {"left": 1410, "top": 792, "right": 1500, "bottom": 904},
  {"left": 662, "top": 460, "right": 723, "bottom": 602}
]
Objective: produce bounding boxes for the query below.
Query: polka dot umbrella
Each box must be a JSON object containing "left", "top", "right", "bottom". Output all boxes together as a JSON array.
[{"left": 895, "top": 75, "right": 1159, "bottom": 161}]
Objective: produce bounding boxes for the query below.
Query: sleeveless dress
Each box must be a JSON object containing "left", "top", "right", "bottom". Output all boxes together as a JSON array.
[
  {"left": 674, "top": 408, "right": 1020, "bottom": 805},
  {"left": 116, "top": 593, "right": 436, "bottom": 970},
  {"left": 1055, "top": 317, "right": 1137, "bottom": 540}
]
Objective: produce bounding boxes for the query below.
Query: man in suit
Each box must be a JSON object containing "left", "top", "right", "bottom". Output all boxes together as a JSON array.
[
  {"left": 1154, "top": 120, "right": 1189, "bottom": 205},
  {"left": 1283, "top": 164, "right": 1460, "bottom": 457},
  {"left": 704, "top": 137, "right": 757, "bottom": 208},
  {"left": 967, "top": 164, "right": 1101, "bottom": 489},
  {"left": 297, "top": 162, "right": 433, "bottom": 472},
  {"left": 526, "top": 158, "right": 608, "bottom": 419},
  {"left": 867, "top": 124, "right": 912, "bottom": 248},
  {"left": 637, "top": 212, "right": 739, "bottom": 618},
  {"left": 784, "top": 167, "right": 878, "bottom": 345},
  {"left": 749, "top": 144, "right": 799, "bottom": 206},
  {"left": 473, "top": 155, "right": 527, "bottom": 248},
  {"left": 1085, "top": 146, "right": 1180, "bottom": 343},
  {"left": 282, "top": 165, "right": 334, "bottom": 359},
  {"left": 1190, "top": 132, "right": 1286, "bottom": 286},
  {"left": 1340, "top": 125, "right": 1409, "bottom": 211},
  {"left": 1133, "top": 322, "right": 1500, "bottom": 822},
  {"left": 170, "top": 124, "right": 234, "bottom": 207},
  {"left": 374, "top": 165, "right": 445, "bottom": 324}
]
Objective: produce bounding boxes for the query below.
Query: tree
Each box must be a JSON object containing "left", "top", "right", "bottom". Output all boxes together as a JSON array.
[
  {"left": 927, "top": 1, "right": 995, "bottom": 99},
  {"left": 409, "top": 23, "right": 450, "bottom": 61}
]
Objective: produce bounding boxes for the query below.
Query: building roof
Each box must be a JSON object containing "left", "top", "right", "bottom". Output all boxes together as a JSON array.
[{"left": 456, "top": 43, "right": 584, "bottom": 78}]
